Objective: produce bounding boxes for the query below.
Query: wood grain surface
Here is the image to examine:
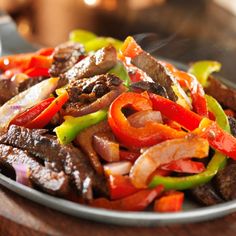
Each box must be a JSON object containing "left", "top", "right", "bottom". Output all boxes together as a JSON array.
[{"left": 0, "top": 186, "right": 235, "bottom": 236}]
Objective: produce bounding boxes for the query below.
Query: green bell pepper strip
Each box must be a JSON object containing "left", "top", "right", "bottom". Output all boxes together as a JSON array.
[
  {"left": 84, "top": 37, "right": 123, "bottom": 52},
  {"left": 69, "top": 29, "right": 123, "bottom": 52},
  {"left": 69, "top": 29, "right": 97, "bottom": 44},
  {"left": 55, "top": 110, "right": 107, "bottom": 144},
  {"left": 149, "top": 95, "right": 229, "bottom": 190},
  {"left": 108, "top": 61, "right": 130, "bottom": 87},
  {"left": 188, "top": 60, "right": 221, "bottom": 87}
]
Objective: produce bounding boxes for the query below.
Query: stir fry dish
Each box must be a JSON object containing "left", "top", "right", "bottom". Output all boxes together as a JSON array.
[{"left": 1, "top": 29, "right": 236, "bottom": 213}]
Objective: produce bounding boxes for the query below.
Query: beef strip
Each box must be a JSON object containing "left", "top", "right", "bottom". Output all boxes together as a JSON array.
[
  {"left": 66, "top": 73, "right": 122, "bottom": 103},
  {"left": 130, "top": 81, "right": 169, "bottom": 98},
  {"left": 205, "top": 76, "right": 236, "bottom": 111},
  {"left": 0, "top": 75, "right": 47, "bottom": 105},
  {"left": 131, "top": 51, "right": 178, "bottom": 101},
  {"left": 49, "top": 42, "right": 85, "bottom": 77},
  {"left": 0, "top": 143, "right": 69, "bottom": 195},
  {"left": 62, "top": 74, "right": 125, "bottom": 117},
  {"left": 0, "top": 125, "right": 108, "bottom": 199},
  {"left": 215, "top": 164, "right": 236, "bottom": 201},
  {"left": 228, "top": 116, "right": 236, "bottom": 137},
  {"left": 191, "top": 183, "right": 223, "bottom": 206},
  {"left": 62, "top": 46, "right": 117, "bottom": 83}
]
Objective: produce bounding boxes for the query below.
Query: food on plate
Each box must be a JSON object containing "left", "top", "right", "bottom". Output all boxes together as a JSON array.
[{"left": 1, "top": 29, "right": 236, "bottom": 213}]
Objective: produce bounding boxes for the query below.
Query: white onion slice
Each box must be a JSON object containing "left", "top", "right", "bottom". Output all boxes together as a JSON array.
[{"left": 104, "top": 161, "right": 132, "bottom": 176}]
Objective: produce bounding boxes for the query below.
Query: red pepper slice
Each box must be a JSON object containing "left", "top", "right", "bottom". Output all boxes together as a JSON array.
[
  {"left": 0, "top": 49, "right": 53, "bottom": 72},
  {"left": 149, "top": 93, "right": 202, "bottom": 131},
  {"left": 121, "top": 36, "right": 143, "bottom": 59},
  {"left": 108, "top": 174, "right": 139, "bottom": 200},
  {"left": 25, "top": 91, "right": 69, "bottom": 129},
  {"left": 10, "top": 97, "right": 54, "bottom": 126},
  {"left": 90, "top": 185, "right": 164, "bottom": 211},
  {"left": 24, "top": 67, "right": 50, "bottom": 77},
  {"left": 119, "top": 150, "right": 140, "bottom": 163},
  {"left": 36, "top": 47, "right": 54, "bottom": 56},
  {"left": 150, "top": 93, "right": 236, "bottom": 160},
  {"left": 108, "top": 92, "right": 187, "bottom": 148},
  {"left": 174, "top": 71, "right": 208, "bottom": 117},
  {"left": 154, "top": 191, "right": 184, "bottom": 212},
  {"left": 161, "top": 159, "right": 205, "bottom": 174}
]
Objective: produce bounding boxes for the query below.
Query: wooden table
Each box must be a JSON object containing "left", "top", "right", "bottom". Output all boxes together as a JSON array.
[{"left": 0, "top": 186, "right": 235, "bottom": 236}]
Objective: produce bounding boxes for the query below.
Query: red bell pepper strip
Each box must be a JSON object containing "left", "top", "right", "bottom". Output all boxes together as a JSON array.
[
  {"left": 24, "top": 67, "right": 50, "bottom": 77},
  {"left": 224, "top": 109, "right": 235, "bottom": 117},
  {"left": 173, "top": 70, "right": 208, "bottom": 117},
  {"left": 119, "top": 150, "right": 140, "bottom": 163},
  {"left": 149, "top": 93, "right": 202, "bottom": 131},
  {"left": 10, "top": 97, "right": 54, "bottom": 126},
  {"left": 25, "top": 91, "right": 69, "bottom": 129},
  {"left": 121, "top": 36, "right": 143, "bottom": 59},
  {"left": 108, "top": 92, "right": 187, "bottom": 148},
  {"left": 0, "top": 48, "right": 53, "bottom": 72},
  {"left": 108, "top": 174, "right": 139, "bottom": 200},
  {"left": 26, "top": 55, "right": 53, "bottom": 70},
  {"left": 90, "top": 185, "right": 164, "bottom": 211},
  {"left": 154, "top": 191, "right": 184, "bottom": 212},
  {"left": 196, "top": 118, "right": 236, "bottom": 160},
  {"left": 150, "top": 93, "right": 236, "bottom": 160},
  {"left": 36, "top": 47, "right": 54, "bottom": 56},
  {"left": 160, "top": 159, "right": 205, "bottom": 174}
]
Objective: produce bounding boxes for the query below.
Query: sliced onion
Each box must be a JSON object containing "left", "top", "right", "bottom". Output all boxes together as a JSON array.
[
  {"left": 64, "top": 85, "right": 127, "bottom": 117},
  {"left": 12, "top": 163, "right": 31, "bottom": 186},
  {"left": 0, "top": 77, "right": 59, "bottom": 130},
  {"left": 75, "top": 120, "right": 110, "bottom": 174},
  {"left": 130, "top": 135, "right": 209, "bottom": 188},
  {"left": 93, "top": 132, "right": 120, "bottom": 162},
  {"left": 128, "top": 110, "right": 162, "bottom": 128},
  {"left": 104, "top": 161, "right": 132, "bottom": 176}
]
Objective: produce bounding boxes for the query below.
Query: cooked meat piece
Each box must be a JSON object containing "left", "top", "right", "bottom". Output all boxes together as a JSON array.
[
  {"left": 49, "top": 42, "right": 85, "bottom": 77},
  {"left": 205, "top": 76, "right": 236, "bottom": 111},
  {"left": 63, "top": 84, "right": 127, "bottom": 117},
  {"left": 215, "top": 164, "right": 236, "bottom": 201},
  {"left": 67, "top": 73, "right": 122, "bottom": 103},
  {"left": 0, "top": 76, "right": 18, "bottom": 105},
  {"left": 18, "top": 76, "right": 47, "bottom": 92},
  {"left": 131, "top": 51, "right": 178, "bottom": 101},
  {"left": 75, "top": 121, "right": 111, "bottom": 175},
  {"left": 0, "top": 143, "right": 69, "bottom": 195},
  {"left": 0, "top": 125, "right": 108, "bottom": 198},
  {"left": 0, "top": 75, "right": 47, "bottom": 105},
  {"left": 228, "top": 116, "right": 236, "bottom": 137},
  {"left": 191, "top": 182, "right": 223, "bottom": 206},
  {"left": 62, "top": 46, "right": 117, "bottom": 82},
  {"left": 131, "top": 81, "right": 168, "bottom": 98}
]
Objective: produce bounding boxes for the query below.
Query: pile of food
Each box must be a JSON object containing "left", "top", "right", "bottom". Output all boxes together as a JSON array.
[{"left": 1, "top": 29, "right": 236, "bottom": 212}]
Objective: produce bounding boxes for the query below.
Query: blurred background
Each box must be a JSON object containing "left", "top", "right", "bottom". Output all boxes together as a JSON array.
[{"left": 0, "top": 0, "right": 236, "bottom": 81}]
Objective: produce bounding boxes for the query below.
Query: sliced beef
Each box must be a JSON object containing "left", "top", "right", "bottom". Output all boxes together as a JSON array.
[
  {"left": 0, "top": 76, "right": 18, "bottom": 105},
  {"left": 63, "top": 76, "right": 126, "bottom": 117},
  {"left": 18, "top": 76, "right": 47, "bottom": 92},
  {"left": 131, "top": 51, "right": 178, "bottom": 101},
  {"left": 228, "top": 116, "right": 236, "bottom": 137},
  {"left": 0, "top": 75, "right": 47, "bottom": 105},
  {"left": 191, "top": 182, "right": 223, "bottom": 206},
  {"left": 0, "top": 143, "right": 69, "bottom": 195},
  {"left": 0, "top": 125, "right": 108, "bottom": 199},
  {"left": 205, "top": 76, "right": 236, "bottom": 111},
  {"left": 215, "top": 164, "right": 236, "bottom": 200},
  {"left": 62, "top": 46, "right": 117, "bottom": 82},
  {"left": 67, "top": 73, "right": 122, "bottom": 103},
  {"left": 131, "top": 81, "right": 168, "bottom": 98},
  {"left": 49, "top": 42, "right": 85, "bottom": 77}
]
